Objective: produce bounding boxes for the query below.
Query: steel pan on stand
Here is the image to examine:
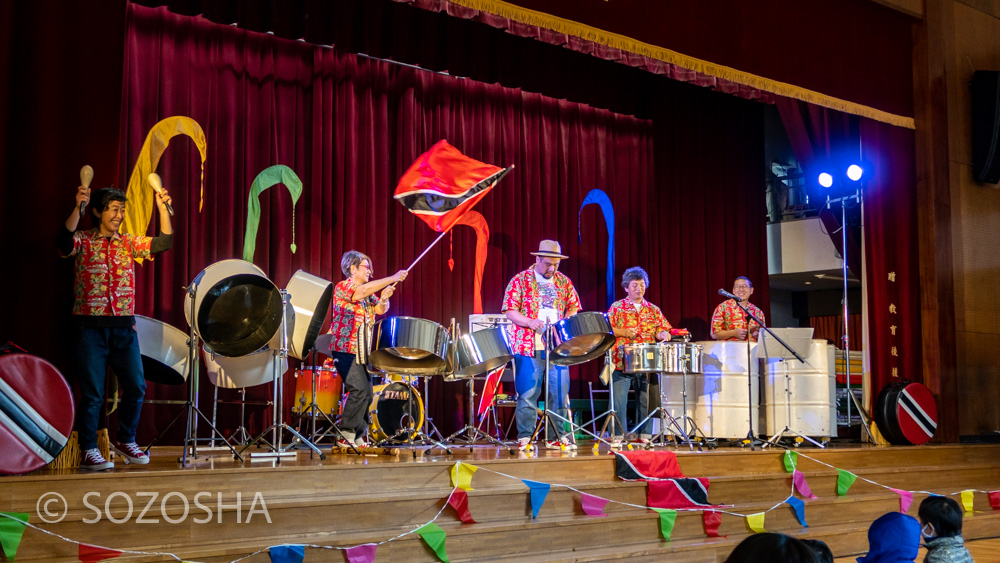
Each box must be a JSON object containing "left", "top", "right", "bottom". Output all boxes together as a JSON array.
[
  {"left": 368, "top": 316, "right": 451, "bottom": 375},
  {"left": 134, "top": 314, "right": 190, "bottom": 385},
  {"left": 285, "top": 270, "right": 333, "bottom": 361},
  {"left": 549, "top": 312, "right": 616, "bottom": 366},
  {"left": 444, "top": 325, "right": 516, "bottom": 452}
]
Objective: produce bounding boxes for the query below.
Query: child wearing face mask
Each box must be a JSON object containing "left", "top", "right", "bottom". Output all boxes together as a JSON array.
[{"left": 917, "top": 496, "right": 974, "bottom": 563}]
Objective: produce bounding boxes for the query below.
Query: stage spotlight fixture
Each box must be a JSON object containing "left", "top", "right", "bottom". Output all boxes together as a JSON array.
[
  {"left": 846, "top": 164, "right": 864, "bottom": 182},
  {"left": 818, "top": 172, "right": 834, "bottom": 188}
]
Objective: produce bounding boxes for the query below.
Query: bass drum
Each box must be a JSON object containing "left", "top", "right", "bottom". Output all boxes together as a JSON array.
[
  {"left": 550, "top": 312, "right": 616, "bottom": 366},
  {"left": 368, "top": 317, "right": 451, "bottom": 375},
  {"left": 0, "top": 353, "right": 74, "bottom": 474},
  {"left": 184, "top": 260, "right": 283, "bottom": 358},
  {"left": 875, "top": 381, "right": 938, "bottom": 445},
  {"left": 368, "top": 382, "right": 424, "bottom": 442},
  {"left": 285, "top": 270, "right": 333, "bottom": 360},
  {"left": 134, "top": 315, "right": 189, "bottom": 385},
  {"left": 203, "top": 345, "right": 287, "bottom": 389}
]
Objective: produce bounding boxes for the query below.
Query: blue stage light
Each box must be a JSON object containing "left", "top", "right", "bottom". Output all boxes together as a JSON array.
[
  {"left": 846, "top": 164, "right": 864, "bottom": 182},
  {"left": 818, "top": 172, "right": 834, "bottom": 188}
]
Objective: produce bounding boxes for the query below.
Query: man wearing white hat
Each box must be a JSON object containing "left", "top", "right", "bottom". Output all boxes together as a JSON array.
[{"left": 502, "top": 240, "right": 582, "bottom": 451}]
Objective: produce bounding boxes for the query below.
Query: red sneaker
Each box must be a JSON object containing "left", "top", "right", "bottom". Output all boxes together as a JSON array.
[
  {"left": 80, "top": 448, "right": 113, "bottom": 471},
  {"left": 112, "top": 442, "right": 150, "bottom": 465}
]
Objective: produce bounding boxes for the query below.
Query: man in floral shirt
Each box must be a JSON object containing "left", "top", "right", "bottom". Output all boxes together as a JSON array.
[
  {"left": 711, "top": 277, "right": 765, "bottom": 342},
  {"left": 607, "top": 267, "right": 672, "bottom": 448},
  {"left": 502, "top": 240, "right": 582, "bottom": 451},
  {"left": 58, "top": 185, "right": 173, "bottom": 471},
  {"left": 326, "top": 250, "right": 406, "bottom": 448}
]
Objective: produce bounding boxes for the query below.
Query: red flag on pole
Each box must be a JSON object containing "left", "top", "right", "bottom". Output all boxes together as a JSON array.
[{"left": 395, "top": 140, "right": 506, "bottom": 233}]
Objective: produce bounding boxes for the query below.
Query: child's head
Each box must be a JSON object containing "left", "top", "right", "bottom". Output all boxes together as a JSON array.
[
  {"left": 918, "top": 496, "right": 964, "bottom": 539},
  {"left": 801, "top": 539, "right": 833, "bottom": 563}
]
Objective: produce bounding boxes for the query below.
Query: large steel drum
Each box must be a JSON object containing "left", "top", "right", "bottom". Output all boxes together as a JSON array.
[
  {"left": 368, "top": 317, "right": 451, "bottom": 375},
  {"left": 762, "top": 340, "right": 835, "bottom": 437},
  {"left": 134, "top": 314, "right": 189, "bottom": 385},
  {"left": 549, "top": 312, "right": 615, "bottom": 366},
  {"left": 285, "top": 270, "right": 333, "bottom": 360},
  {"left": 203, "top": 345, "right": 287, "bottom": 389},
  {"left": 451, "top": 326, "right": 513, "bottom": 380},
  {"left": 184, "top": 260, "right": 283, "bottom": 358}
]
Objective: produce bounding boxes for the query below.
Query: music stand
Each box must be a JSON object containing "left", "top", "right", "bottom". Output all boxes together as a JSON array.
[{"left": 759, "top": 328, "right": 826, "bottom": 449}]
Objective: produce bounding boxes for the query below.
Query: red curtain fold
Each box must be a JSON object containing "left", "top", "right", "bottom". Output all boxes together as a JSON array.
[{"left": 809, "top": 315, "right": 862, "bottom": 350}]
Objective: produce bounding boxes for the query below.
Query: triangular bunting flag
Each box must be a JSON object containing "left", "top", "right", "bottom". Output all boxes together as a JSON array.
[
  {"left": 448, "top": 489, "right": 476, "bottom": 523},
  {"left": 836, "top": 469, "right": 857, "bottom": 496},
  {"left": 652, "top": 508, "right": 677, "bottom": 540},
  {"left": 450, "top": 462, "right": 478, "bottom": 491},
  {"left": 746, "top": 512, "right": 766, "bottom": 533},
  {"left": 344, "top": 543, "right": 377, "bottom": 563},
  {"left": 78, "top": 544, "right": 122, "bottom": 562},
  {"left": 0, "top": 512, "right": 29, "bottom": 561},
  {"left": 961, "top": 490, "right": 975, "bottom": 513},
  {"left": 786, "top": 496, "right": 808, "bottom": 527},
  {"left": 522, "top": 480, "right": 551, "bottom": 519},
  {"left": 268, "top": 545, "right": 305, "bottom": 563},
  {"left": 703, "top": 510, "right": 725, "bottom": 537},
  {"left": 581, "top": 493, "right": 609, "bottom": 517},
  {"left": 890, "top": 488, "right": 913, "bottom": 513},
  {"left": 783, "top": 450, "right": 798, "bottom": 473},
  {"left": 792, "top": 470, "right": 818, "bottom": 499},
  {"left": 989, "top": 491, "right": 1000, "bottom": 511},
  {"left": 416, "top": 523, "right": 449, "bottom": 563}
]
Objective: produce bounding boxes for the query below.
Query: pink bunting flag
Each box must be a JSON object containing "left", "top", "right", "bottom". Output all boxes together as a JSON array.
[
  {"left": 344, "top": 543, "right": 377, "bottom": 563},
  {"left": 78, "top": 544, "right": 122, "bottom": 562},
  {"left": 890, "top": 489, "right": 914, "bottom": 513},
  {"left": 581, "top": 493, "right": 609, "bottom": 517},
  {"left": 448, "top": 489, "right": 476, "bottom": 524},
  {"left": 792, "top": 470, "right": 818, "bottom": 499}
]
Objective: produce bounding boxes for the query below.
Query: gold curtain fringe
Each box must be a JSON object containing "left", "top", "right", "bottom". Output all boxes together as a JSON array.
[{"left": 449, "top": 0, "right": 915, "bottom": 129}]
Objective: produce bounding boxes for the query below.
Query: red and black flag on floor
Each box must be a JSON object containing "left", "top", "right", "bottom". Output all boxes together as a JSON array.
[
  {"left": 613, "top": 450, "right": 723, "bottom": 510},
  {"left": 614, "top": 450, "right": 684, "bottom": 481},
  {"left": 647, "top": 478, "right": 721, "bottom": 510},
  {"left": 394, "top": 140, "right": 509, "bottom": 233}
]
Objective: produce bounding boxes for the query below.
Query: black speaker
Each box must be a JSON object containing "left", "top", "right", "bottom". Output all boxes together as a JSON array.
[{"left": 970, "top": 70, "right": 1000, "bottom": 184}]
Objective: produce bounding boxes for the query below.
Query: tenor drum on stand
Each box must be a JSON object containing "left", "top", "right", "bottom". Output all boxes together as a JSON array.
[
  {"left": 620, "top": 343, "right": 667, "bottom": 373},
  {"left": 549, "top": 312, "right": 616, "bottom": 366},
  {"left": 762, "top": 340, "right": 835, "bottom": 437},
  {"left": 449, "top": 326, "right": 513, "bottom": 380},
  {"left": 368, "top": 316, "right": 451, "bottom": 375},
  {"left": 292, "top": 367, "right": 342, "bottom": 416},
  {"left": 134, "top": 315, "right": 189, "bottom": 385},
  {"left": 184, "top": 260, "right": 283, "bottom": 358}
]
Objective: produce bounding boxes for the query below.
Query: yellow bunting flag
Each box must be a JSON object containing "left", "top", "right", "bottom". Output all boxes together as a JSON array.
[
  {"left": 450, "top": 462, "right": 478, "bottom": 491},
  {"left": 746, "top": 512, "right": 766, "bottom": 533},
  {"left": 961, "top": 490, "right": 975, "bottom": 513}
]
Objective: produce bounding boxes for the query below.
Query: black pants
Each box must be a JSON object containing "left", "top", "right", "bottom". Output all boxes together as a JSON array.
[{"left": 331, "top": 351, "right": 372, "bottom": 436}]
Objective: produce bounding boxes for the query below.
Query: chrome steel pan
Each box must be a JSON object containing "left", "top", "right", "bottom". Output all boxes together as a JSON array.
[
  {"left": 285, "top": 270, "right": 333, "bottom": 360},
  {"left": 661, "top": 342, "right": 703, "bottom": 374},
  {"left": 134, "top": 315, "right": 189, "bottom": 385},
  {"left": 368, "top": 316, "right": 451, "bottom": 375},
  {"left": 620, "top": 343, "right": 665, "bottom": 374},
  {"left": 203, "top": 345, "right": 287, "bottom": 389},
  {"left": 550, "top": 312, "right": 615, "bottom": 366},
  {"left": 451, "top": 326, "right": 514, "bottom": 379},
  {"left": 184, "top": 259, "right": 283, "bottom": 358}
]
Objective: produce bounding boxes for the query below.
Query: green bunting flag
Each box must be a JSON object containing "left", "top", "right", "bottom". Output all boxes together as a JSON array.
[
  {"left": 0, "top": 512, "right": 28, "bottom": 561},
  {"left": 836, "top": 469, "right": 857, "bottom": 496},
  {"left": 416, "top": 523, "right": 450, "bottom": 563},
  {"left": 783, "top": 450, "right": 798, "bottom": 473},
  {"left": 652, "top": 508, "right": 677, "bottom": 540}
]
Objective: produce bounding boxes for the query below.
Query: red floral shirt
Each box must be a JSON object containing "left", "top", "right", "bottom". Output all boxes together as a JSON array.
[
  {"left": 711, "top": 299, "right": 765, "bottom": 342},
  {"left": 501, "top": 268, "right": 582, "bottom": 356},
  {"left": 328, "top": 279, "right": 379, "bottom": 355},
  {"left": 607, "top": 298, "right": 672, "bottom": 370},
  {"left": 64, "top": 230, "right": 153, "bottom": 316}
]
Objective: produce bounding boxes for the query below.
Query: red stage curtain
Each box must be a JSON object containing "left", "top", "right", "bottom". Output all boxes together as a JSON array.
[{"left": 809, "top": 315, "right": 862, "bottom": 350}]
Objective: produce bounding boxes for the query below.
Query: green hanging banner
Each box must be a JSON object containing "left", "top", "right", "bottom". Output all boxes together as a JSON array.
[{"left": 243, "top": 165, "right": 303, "bottom": 263}]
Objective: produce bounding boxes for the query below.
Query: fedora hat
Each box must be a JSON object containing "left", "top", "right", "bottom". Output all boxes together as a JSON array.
[{"left": 530, "top": 239, "right": 568, "bottom": 259}]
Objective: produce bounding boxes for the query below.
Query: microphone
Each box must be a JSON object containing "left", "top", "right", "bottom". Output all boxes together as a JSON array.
[
  {"left": 79, "top": 165, "right": 93, "bottom": 216},
  {"left": 147, "top": 173, "right": 175, "bottom": 216},
  {"left": 718, "top": 288, "right": 741, "bottom": 302}
]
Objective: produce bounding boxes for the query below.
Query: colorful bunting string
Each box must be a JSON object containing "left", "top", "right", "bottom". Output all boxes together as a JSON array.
[
  {"left": 783, "top": 450, "right": 798, "bottom": 473},
  {"left": 890, "top": 488, "right": 914, "bottom": 513},
  {"left": 745, "top": 512, "right": 767, "bottom": 533},
  {"left": 836, "top": 469, "right": 857, "bottom": 496},
  {"left": 960, "top": 490, "right": 975, "bottom": 513},
  {"left": 447, "top": 489, "right": 476, "bottom": 524},
  {"left": 268, "top": 544, "right": 304, "bottom": 563},
  {"left": 786, "top": 497, "right": 808, "bottom": 527},
  {"left": 989, "top": 491, "right": 1000, "bottom": 511},
  {"left": 344, "top": 543, "right": 377, "bottom": 563},
  {"left": 703, "top": 510, "right": 724, "bottom": 537},
  {"left": 792, "top": 469, "right": 818, "bottom": 499},
  {"left": 652, "top": 508, "right": 677, "bottom": 540},
  {"left": 415, "top": 523, "right": 449, "bottom": 563},
  {"left": 523, "top": 480, "right": 551, "bottom": 519},
  {"left": 581, "top": 493, "right": 610, "bottom": 517},
  {"left": 79, "top": 543, "right": 123, "bottom": 562},
  {"left": 0, "top": 512, "right": 28, "bottom": 561},
  {"left": 450, "top": 462, "right": 478, "bottom": 491}
]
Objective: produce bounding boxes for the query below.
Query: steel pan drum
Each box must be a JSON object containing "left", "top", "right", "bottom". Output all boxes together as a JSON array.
[
  {"left": 661, "top": 342, "right": 703, "bottom": 374},
  {"left": 285, "top": 270, "right": 333, "bottom": 360},
  {"left": 368, "top": 316, "right": 451, "bottom": 375},
  {"left": 450, "top": 326, "right": 514, "bottom": 380},
  {"left": 550, "top": 312, "right": 615, "bottom": 366},
  {"left": 203, "top": 345, "right": 287, "bottom": 389},
  {"left": 185, "top": 260, "right": 283, "bottom": 358},
  {"left": 134, "top": 315, "right": 189, "bottom": 385}
]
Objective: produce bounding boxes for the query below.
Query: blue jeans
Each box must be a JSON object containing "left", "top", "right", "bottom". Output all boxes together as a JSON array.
[
  {"left": 611, "top": 370, "right": 651, "bottom": 437},
  {"left": 514, "top": 352, "right": 569, "bottom": 440},
  {"left": 73, "top": 325, "right": 147, "bottom": 450}
]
